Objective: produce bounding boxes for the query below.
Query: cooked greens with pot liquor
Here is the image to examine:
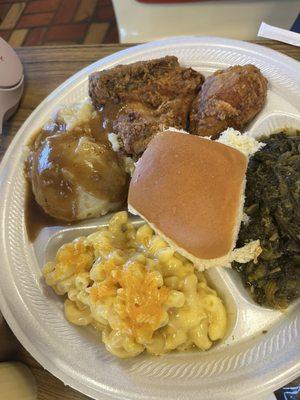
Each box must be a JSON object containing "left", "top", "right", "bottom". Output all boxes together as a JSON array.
[{"left": 233, "top": 132, "right": 300, "bottom": 308}]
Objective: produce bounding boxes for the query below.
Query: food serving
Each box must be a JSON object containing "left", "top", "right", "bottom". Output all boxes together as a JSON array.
[
  {"left": 128, "top": 130, "right": 261, "bottom": 269},
  {"left": 189, "top": 64, "right": 268, "bottom": 138},
  {"left": 22, "top": 53, "right": 299, "bottom": 362},
  {"left": 1, "top": 37, "right": 299, "bottom": 399},
  {"left": 26, "top": 101, "right": 128, "bottom": 222},
  {"left": 233, "top": 131, "right": 300, "bottom": 308},
  {"left": 25, "top": 57, "right": 268, "bottom": 230},
  {"left": 43, "top": 211, "right": 227, "bottom": 358},
  {"left": 89, "top": 56, "right": 204, "bottom": 157}
]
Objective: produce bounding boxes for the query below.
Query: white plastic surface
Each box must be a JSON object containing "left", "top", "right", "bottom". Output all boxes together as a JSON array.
[
  {"left": 0, "top": 37, "right": 299, "bottom": 400},
  {"left": 0, "top": 37, "right": 23, "bottom": 88},
  {"left": 258, "top": 22, "right": 300, "bottom": 47},
  {"left": 0, "top": 76, "right": 24, "bottom": 134}
]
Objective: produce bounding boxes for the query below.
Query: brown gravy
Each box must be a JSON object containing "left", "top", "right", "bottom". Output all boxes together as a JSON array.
[
  {"left": 25, "top": 105, "right": 128, "bottom": 242},
  {"left": 25, "top": 182, "right": 71, "bottom": 242}
]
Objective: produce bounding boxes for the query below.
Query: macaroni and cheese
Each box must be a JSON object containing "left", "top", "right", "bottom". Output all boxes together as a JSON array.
[{"left": 43, "top": 212, "right": 227, "bottom": 358}]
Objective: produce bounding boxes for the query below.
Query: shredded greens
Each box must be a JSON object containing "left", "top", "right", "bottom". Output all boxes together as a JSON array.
[{"left": 233, "top": 132, "right": 300, "bottom": 309}]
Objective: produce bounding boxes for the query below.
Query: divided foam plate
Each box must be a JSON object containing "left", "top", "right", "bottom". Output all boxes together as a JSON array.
[
  {"left": 250, "top": 111, "right": 300, "bottom": 137},
  {"left": 0, "top": 37, "right": 300, "bottom": 400}
]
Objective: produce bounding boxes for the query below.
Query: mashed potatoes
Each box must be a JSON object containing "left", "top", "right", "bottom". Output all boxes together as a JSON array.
[
  {"left": 217, "top": 128, "right": 265, "bottom": 156},
  {"left": 27, "top": 100, "right": 128, "bottom": 221}
]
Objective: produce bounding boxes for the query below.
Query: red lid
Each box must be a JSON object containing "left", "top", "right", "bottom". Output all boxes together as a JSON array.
[{"left": 0, "top": 37, "right": 23, "bottom": 88}]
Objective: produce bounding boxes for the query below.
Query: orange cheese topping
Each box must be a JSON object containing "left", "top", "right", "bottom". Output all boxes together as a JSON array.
[
  {"left": 54, "top": 240, "right": 94, "bottom": 278},
  {"left": 90, "top": 260, "right": 169, "bottom": 341}
]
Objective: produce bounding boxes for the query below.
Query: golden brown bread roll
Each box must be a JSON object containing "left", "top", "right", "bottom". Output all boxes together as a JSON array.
[{"left": 128, "top": 130, "right": 248, "bottom": 269}]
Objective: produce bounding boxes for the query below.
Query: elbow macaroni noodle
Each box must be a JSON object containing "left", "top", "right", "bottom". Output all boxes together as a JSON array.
[{"left": 43, "top": 212, "right": 227, "bottom": 358}]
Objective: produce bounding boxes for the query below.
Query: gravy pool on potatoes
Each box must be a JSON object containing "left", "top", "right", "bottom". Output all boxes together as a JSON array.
[{"left": 25, "top": 106, "right": 129, "bottom": 241}]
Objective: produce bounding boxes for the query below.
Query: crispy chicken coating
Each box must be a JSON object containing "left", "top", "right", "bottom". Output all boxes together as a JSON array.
[
  {"left": 189, "top": 64, "right": 267, "bottom": 138},
  {"left": 89, "top": 56, "right": 204, "bottom": 157}
]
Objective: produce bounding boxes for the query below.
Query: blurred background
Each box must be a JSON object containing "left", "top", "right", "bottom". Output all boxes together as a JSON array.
[{"left": 0, "top": 0, "right": 299, "bottom": 46}]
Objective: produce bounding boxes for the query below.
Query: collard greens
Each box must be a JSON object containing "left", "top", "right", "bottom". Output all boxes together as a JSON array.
[{"left": 233, "top": 132, "right": 300, "bottom": 308}]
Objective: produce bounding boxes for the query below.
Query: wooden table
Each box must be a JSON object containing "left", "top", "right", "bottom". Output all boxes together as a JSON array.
[{"left": 1, "top": 40, "right": 299, "bottom": 400}]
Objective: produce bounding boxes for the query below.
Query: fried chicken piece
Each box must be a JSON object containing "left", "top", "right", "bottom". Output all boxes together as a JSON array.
[
  {"left": 189, "top": 64, "right": 268, "bottom": 138},
  {"left": 89, "top": 56, "right": 204, "bottom": 157}
]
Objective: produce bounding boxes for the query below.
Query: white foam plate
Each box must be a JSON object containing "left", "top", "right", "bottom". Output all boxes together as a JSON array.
[{"left": 0, "top": 37, "right": 299, "bottom": 400}]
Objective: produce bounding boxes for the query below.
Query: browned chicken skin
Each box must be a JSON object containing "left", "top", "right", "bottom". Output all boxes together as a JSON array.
[
  {"left": 189, "top": 64, "right": 268, "bottom": 138},
  {"left": 89, "top": 56, "right": 204, "bottom": 157}
]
